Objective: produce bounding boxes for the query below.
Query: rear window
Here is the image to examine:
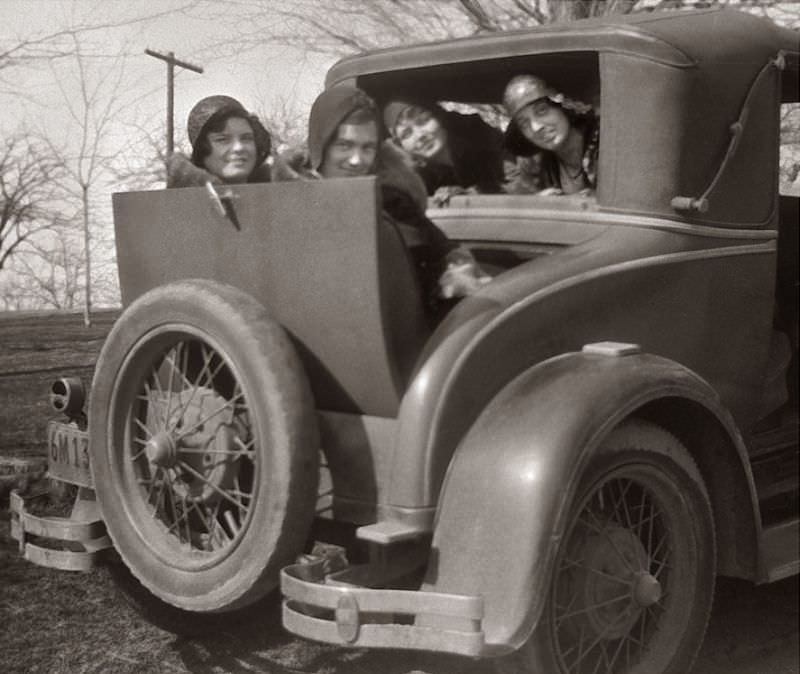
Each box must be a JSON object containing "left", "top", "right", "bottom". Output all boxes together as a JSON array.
[{"left": 780, "top": 102, "right": 800, "bottom": 196}]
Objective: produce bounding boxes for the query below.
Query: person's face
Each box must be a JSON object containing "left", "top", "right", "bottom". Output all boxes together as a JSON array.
[
  {"left": 319, "top": 122, "right": 379, "bottom": 178},
  {"left": 394, "top": 107, "right": 447, "bottom": 160},
  {"left": 202, "top": 117, "right": 257, "bottom": 184},
  {"left": 514, "top": 99, "right": 571, "bottom": 152}
]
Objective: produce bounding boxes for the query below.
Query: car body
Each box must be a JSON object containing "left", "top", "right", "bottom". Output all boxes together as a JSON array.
[{"left": 11, "top": 7, "right": 799, "bottom": 673}]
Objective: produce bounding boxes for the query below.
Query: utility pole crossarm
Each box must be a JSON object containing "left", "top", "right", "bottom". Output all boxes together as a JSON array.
[{"left": 144, "top": 48, "right": 204, "bottom": 74}]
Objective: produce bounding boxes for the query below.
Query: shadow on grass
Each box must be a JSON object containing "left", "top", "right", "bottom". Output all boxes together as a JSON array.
[
  {"left": 173, "top": 598, "right": 488, "bottom": 674},
  {"left": 0, "top": 506, "right": 482, "bottom": 674}
]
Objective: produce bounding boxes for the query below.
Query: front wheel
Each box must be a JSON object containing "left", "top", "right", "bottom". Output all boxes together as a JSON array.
[{"left": 502, "top": 420, "right": 716, "bottom": 674}]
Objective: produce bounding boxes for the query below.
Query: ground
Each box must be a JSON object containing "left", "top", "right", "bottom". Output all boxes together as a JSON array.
[
  {"left": 0, "top": 310, "right": 116, "bottom": 460},
  {"left": 0, "top": 311, "right": 797, "bottom": 674},
  {"left": 1, "top": 508, "right": 797, "bottom": 674}
]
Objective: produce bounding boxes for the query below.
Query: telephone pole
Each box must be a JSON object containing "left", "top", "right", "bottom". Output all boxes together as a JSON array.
[{"left": 145, "top": 49, "right": 204, "bottom": 156}]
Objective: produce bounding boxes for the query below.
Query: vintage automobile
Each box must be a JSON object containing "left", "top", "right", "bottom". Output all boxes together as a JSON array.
[{"left": 10, "top": 7, "right": 799, "bottom": 674}]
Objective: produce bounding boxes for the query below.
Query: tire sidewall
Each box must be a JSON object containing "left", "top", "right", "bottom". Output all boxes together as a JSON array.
[
  {"left": 503, "top": 420, "right": 715, "bottom": 674},
  {"left": 90, "top": 280, "right": 318, "bottom": 611}
]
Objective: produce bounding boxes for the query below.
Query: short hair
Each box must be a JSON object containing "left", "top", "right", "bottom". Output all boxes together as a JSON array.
[{"left": 196, "top": 111, "right": 253, "bottom": 161}]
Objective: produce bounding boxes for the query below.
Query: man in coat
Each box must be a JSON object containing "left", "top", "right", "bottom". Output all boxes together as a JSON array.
[{"left": 273, "top": 85, "right": 490, "bottom": 315}]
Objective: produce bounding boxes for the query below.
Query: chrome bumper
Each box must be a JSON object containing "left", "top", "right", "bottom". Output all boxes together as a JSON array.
[
  {"left": 9, "top": 488, "right": 112, "bottom": 571},
  {"left": 280, "top": 563, "right": 485, "bottom": 656}
]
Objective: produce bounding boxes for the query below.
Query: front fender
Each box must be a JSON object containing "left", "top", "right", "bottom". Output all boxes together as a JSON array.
[{"left": 421, "top": 347, "right": 744, "bottom": 654}]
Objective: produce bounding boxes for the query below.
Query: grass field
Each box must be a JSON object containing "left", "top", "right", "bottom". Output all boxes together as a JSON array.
[
  {"left": 0, "top": 310, "right": 480, "bottom": 674},
  {"left": 0, "top": 310, "right": 118, "bottom": 459},
  {"left": 0, "top": 311, "right": 796, "bottom": 674}
]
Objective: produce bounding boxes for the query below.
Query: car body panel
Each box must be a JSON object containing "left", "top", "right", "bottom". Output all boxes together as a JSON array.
[
  {"left": 387, "top": 220, "right": 776, "bottom": 508},
  {"left": 112, "top": 177, "right": 428, "bottom": 419},
  {"left": 422, "top": 350, "right": 754, "bottom": 651},
  {"left": 330, "top": 9, "right": 797, "bottom": 226}
]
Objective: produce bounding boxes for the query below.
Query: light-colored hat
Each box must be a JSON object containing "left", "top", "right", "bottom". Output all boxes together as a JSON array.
[
  {"left": 503, "top": 75, "right": 558, "bottom": 117},
  {"left": 503, "top": 75, "right": 592, "bottom": 117}
]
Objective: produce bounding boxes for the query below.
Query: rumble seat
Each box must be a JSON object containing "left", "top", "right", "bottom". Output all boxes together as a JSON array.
[{"left": 112, "top": 178, "right": 430, "bottom": 418}]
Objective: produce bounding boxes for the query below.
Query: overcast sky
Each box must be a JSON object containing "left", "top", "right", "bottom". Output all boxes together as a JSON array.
[
  {"left": 0, "top": 0, "right": 339, "bottom": 306},
  {"left": 1, "top": 0, "right": 335, "bottom": 143}
]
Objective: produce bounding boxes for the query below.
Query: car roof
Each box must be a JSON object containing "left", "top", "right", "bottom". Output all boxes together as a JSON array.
[
  {"left": 327, "top": 8, "right": 798, "bottom": 98},
  {"left": 326, "top": 8, "right": 799, "bottom": 227}
]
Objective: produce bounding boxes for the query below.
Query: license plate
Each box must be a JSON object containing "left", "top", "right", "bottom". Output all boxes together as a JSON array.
[{"left": 47, "top": 421, "right": 92, "bottom": 488}]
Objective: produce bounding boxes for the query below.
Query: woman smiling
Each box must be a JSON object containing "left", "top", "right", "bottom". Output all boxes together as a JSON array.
[
  {"left": 167, "top": 95, "right": 272, "bottom": 188},
  {"left": 503, "top": 75, "right": 598, "bottom": 195}
]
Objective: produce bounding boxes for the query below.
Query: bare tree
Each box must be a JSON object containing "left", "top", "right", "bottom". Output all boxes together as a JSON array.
[
  {"left": 0, "top": 135, "right": 67, "bottom": 272},
  {"left": 0, "top": 2, "right": 206, "bottom": 314},
  {"left": 781, "top": 102, "right": 800, "bottom": 194},
  {"left": 195, "top": 0, "right": 796, "bottom": 59},
  {"left": 191, "top": 0, "right": 799, "bottom": 190},
  {"left": 252, "top": 94, "right": 309, "bottom": 151},
  {"left": 112, "top": 119, "right": 173, "bottom": 192},
  {"left": 38, "top": 34, "right": 132, "bottom": 325},
  {"left": 1, "top": 225, "right": 85, "bottom": 310},
  {"left": 0, "top": 2, "right": 202, "bottom": 96}
]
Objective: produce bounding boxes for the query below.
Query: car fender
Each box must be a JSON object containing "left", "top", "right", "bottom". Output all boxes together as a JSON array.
[{"left": 420, "top": 347, "right": 755, "bottom": 653}]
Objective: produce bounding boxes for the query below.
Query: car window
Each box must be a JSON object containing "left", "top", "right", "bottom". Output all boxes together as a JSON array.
[
  {"left": 780, "top": 102, "right": 800, "bottom": 197},
  {"left": 438, "top": 101, "right": 507, "bottom": 129}
]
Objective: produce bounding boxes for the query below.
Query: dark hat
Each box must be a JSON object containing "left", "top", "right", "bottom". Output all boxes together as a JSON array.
[
  {"left": 308, "top": 85, "right": 377, "bottom": 170},
  {"left": 187, "top": 95, "right": 271, "bottom": 166},
  {"left": 383, "top": 100, "right": 415, "bottom": 138}
]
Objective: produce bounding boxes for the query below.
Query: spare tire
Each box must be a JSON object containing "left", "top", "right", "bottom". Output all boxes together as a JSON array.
[{"left": 90, "top": 279, "right": 318, "bottom": 614}]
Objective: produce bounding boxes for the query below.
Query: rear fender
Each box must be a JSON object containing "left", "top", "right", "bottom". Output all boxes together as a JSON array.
[{"left": 421, "top": 348, "right": 755, "bottom": 653}]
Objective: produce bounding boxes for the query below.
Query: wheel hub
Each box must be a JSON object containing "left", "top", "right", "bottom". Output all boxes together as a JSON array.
[
  {"left": 634, "top": 571, "right": 662, "bottom": 607},
  {"left": 570, "top": 522, "right": 653, "bottom": 640},
  {"left": 145, "top": 387, "right": 246, "bottom": 505},
  {"left": 144, "top": 431, "right": 178, "bottom": 467}
]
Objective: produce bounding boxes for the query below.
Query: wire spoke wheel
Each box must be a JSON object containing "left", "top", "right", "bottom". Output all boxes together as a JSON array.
[
  {"left": 126, "top": 337, "right": 257, "bottom": 563},
  {"left": 501, "top": 420, "right": 715, "bottom": 674},
  {"left": 552, "top": 474, "right": 675, "bottom": 674},
  {"left": 90, "top": 281, "right": 318, "bottom": 619}
]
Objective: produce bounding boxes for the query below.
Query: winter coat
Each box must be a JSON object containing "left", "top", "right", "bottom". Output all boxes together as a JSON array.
[
  {"left": 272, "top": 140, "right": 478, "bottom": 320},
  {"left": 504, "top": 113, "right": 600, "bottom": 194},
  {"left": 412, "top": 110, "right": 506, "bottom": 196},
  {"left": 166, "top": 152, "right": 272, "bottom": 188}
]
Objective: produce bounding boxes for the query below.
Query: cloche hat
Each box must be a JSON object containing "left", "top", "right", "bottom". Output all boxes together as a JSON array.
[{"left": 187, "top": 95, "right": 271, "bottom": 166}]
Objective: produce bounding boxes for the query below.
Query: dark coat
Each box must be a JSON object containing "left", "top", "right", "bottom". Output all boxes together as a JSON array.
[
  {"left": 504, "top": 114, "right": 600, "bottom": 193},
  {"left": 414, "top": 110, "right": 505, "bottom": 195},
  {"left": 272, "top": 140, "right": 469, "bottom": 320}
]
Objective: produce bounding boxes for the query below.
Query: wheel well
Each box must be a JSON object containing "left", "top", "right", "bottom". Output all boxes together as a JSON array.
[{"left": 632, "top": 397, "right": 759, "bottom": 580}]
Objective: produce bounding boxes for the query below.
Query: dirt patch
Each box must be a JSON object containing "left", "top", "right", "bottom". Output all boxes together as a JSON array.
[{"left": 0, "top": 510, "right": 179, "bottom": 674}]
